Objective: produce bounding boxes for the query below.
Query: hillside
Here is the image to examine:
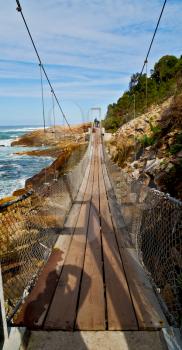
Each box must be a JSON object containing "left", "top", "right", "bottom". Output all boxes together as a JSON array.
[
  {"left": 106, "top": 95, "right": 182, "bottom": 200},
  {"left": 103, "top": 54, "right": 182, "bottom": 200},
  {"left": 103, "top": 55, "right": 182, "bottom": 133}
]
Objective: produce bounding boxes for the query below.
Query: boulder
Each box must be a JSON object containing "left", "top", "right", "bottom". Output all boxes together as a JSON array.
[
  {"left": 13, "top": 188, "right": 28, "bottom": 197},
  {"left": 131, "top": 169, "right": 140, "bottom": 179},
  {"left": 130, "top": 160, "right": 139, "bottom": 169},
  {"left": 165, "top": 162, "right": 174, "bottom": 173},
  {"left": 138, "top": 173, "right": 151, "bottom": 186},
  {"left": 144, "top": 158, "right": 161, "bottom": 175}
]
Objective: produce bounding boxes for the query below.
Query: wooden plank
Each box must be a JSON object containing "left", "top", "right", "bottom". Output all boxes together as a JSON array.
[
  {"left": 121, "top": 248, "right": 168, "bottom": 330},
  {"left": 102, "top": 162, "right": 133, "bottom": 248},
  {"left": 14, "top": 159, "right": 92, "bottom": 329},
  {"left": 76, "top": 149, "right": 105, "bottom": 330},
  {"left": 44, "top": 151, "right": 95, "bottom": 330},
  {"left": 101, "top": 143, "right": 167, "bottom": 330},
  {"left": 98, "top": 146, "right": 138, "bottom": 330}
]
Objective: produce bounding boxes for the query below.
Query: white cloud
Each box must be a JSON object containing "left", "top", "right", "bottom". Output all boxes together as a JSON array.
[{"left": 0, "top": 0, "right": 182, "bottom": 123}]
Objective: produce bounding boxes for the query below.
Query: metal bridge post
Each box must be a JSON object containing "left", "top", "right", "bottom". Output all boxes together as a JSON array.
[
  {"left": 0, "top": 264, "right": 8, "bottom": 348},
  {"left": 0, "top": 265, "right": 27, "bottom": 350}
]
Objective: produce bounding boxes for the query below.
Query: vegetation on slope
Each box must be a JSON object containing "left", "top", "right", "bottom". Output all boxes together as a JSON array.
[
  {"left": 107, "top": 95, "right": 182, "bottom": 200},
  {"left": 103, "top": 55, "right": 182, "bottom": 133}
]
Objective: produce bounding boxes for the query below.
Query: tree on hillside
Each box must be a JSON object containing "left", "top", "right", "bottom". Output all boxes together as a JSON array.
[
  {"left": 103, "top": 55, "right": 182, "bottom": 132},
  {"left": 152, "top": 55, "right": 178, "bottom": 83}
]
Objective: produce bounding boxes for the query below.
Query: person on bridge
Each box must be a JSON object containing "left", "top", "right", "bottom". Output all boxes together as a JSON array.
[{"left": 94, "top": 118, "right": 100, "bottom": 128}]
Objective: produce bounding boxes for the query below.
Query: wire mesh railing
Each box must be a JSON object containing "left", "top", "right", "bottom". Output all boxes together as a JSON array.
[
  {"left": 0, "top": 141, "right": 91, "bottom": 322},
  {"left": 104, "top": 147, "right": 182, "bottom": 328}
]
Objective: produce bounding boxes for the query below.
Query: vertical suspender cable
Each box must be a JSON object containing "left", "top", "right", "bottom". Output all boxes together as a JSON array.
[
  {"left": 16, "top": 0, "right": 73, "bottom": 135},
  {"left": 51, "top": 90, "right": 58, "bottom": 181},
  {"left": 51, "top": 90, "right": 56, "bottom": 134},
  {"left": 39, "top": 64, "right": 46, "bottom": 132},
  {"left": 39, "top": 63, "right": 48, "bottom": 185},
  {"left": 133, "top": 94, "right": 137, "bottom": 161},
  {"left": 145, "top": 60, "right": 148, "bottom": 110},
  {"left": 133, "top": 94, "right": 136, "bottom": 120}
]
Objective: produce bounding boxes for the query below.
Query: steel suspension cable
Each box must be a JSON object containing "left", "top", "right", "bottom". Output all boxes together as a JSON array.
[
  {"left": 140, "top": 0, "right": 167, "bottom": 77},
  {"left": 145, "top": 60, "right": 148, "bottom": 110},
  {"left": 39, "top": 63, "right": 48, "bottom": 184},
  {"left": 51, "top": 90, "right": 58, "bottom": 181},
  {"left": 39, "top": 64, "right": 46, "bottom": 132},
  {"left": 51, "top": 90, "right": 56, "bottom": 133},
  {"left": 133, "top": 94, "right": 137, "bottom": 161},
  {"left": 16, "top": 0, "right": 73, "bottom": 134}
]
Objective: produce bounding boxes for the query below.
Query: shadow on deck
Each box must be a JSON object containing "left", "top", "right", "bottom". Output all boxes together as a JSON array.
[{"left": 13, "top": 131, "right": 167, "bottom": 350}]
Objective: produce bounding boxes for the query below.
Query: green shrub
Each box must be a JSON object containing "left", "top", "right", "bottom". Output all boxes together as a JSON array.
[
  {"left": 104, "top": 54, "right": 182, "bottom": 132},
  {"left": 138, "top": 121, "right": 161, "bottom": 148},
  {"left": 102, "top": 116, "right": 121, "bottom": 133},
  {"left": 169, "top": 133, "right": 182, "bottom": 154},
  {"left": 149, "top": 120, "right": 161, "bottom": 134},
  {"left": 139, "top": 134, "right": 156, "bottom": 147},
  {"left": 169, "top": 144, "right": 182, "bottom": 154},
  {"left": 176, "top": 133, "right": 182, "bottom": 144}
]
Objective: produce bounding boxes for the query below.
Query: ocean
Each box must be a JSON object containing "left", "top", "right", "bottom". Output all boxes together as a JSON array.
[{"left": 0, "top": 125, "right": 54, "bottom": 199}]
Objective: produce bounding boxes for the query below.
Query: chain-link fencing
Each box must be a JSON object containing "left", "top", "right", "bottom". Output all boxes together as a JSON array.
[
  {"left": 104, "top": 147, "right": 182, "bottom": 328},
  {"left": 0, "top": 141, "right": 91, "bottom": 322}
]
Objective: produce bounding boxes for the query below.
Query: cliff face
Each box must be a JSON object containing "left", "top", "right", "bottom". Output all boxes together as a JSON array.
[{"left": 107, "top": 95, "right": 182, "bottom": 200}]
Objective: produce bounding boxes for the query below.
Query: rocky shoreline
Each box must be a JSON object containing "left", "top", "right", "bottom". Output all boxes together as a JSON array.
[
  {"left": 0, "top": 123, "right": 90, "bottom": 206},
  {"left": 0, "top": 122, "right": 90, "bottom": 319},
  {"left": 11, "top": 124, "right": 89, "bottom": 147}
]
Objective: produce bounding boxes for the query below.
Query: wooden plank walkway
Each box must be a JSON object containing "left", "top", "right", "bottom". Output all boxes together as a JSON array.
[{"left": 14, "top": 130, "right": 167, "bottom": 331}]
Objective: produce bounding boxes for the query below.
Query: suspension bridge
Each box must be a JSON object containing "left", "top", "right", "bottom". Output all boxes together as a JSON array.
[
  {"left": 12, "top": 129, "right": 167, "bottom": 331},
  {"left": 1, "top": 0, "right": 182, "bottom": 349},
  {"left": 0, "top": 127, "right": 181, "bottom": 349}
]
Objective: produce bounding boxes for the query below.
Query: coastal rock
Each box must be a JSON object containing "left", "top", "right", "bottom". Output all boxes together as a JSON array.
[
  {"left": 11, "top": 123, "right": 91, "bottom": 147},
  {"left": 131, "top": 169, "right": 140, "bottom": 179},
  {"left": 138, "top": 173, "right": 151, "bottom": 186},
  {"left": 15, "top": 146, "right": 64, "bottom": 158},
  {"left": 0, "top": 196, "right": 17, "bottom": 206},
  {"left": 154, "top": 172, "right": 167, "bottom": 192},
  {"left": 144, "top": 159, "right": 156, "bottom": 171},
  {"left": 130, "top": 160, "right": 139, "bottom": 169},
  {"left": 13, "top": 188, "right": 28, "bottom": 197},
  {"left": 106, "top": 95, "right": 182, "bottom": 199},
  {"left": 25, "top": 143, "right": 86, "bottom": 190},
  {"left": 1, "top": 123, "right": 90, "bottom": 209},
  {"left": 165, "top": 162, "right": 174, "bottom": 173},
  {"left": 144, "top": 158, "right": 161, "bottom": 175}
]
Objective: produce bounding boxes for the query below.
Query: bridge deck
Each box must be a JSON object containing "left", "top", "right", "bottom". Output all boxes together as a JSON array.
[{"left": 14, "top": 131, "right": 167, "bottom": 331}]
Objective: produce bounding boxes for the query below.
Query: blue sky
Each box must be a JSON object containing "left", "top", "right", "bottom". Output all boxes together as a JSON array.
[{"left": 0, "top": 0, "right": 181, "bottom": 126}]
